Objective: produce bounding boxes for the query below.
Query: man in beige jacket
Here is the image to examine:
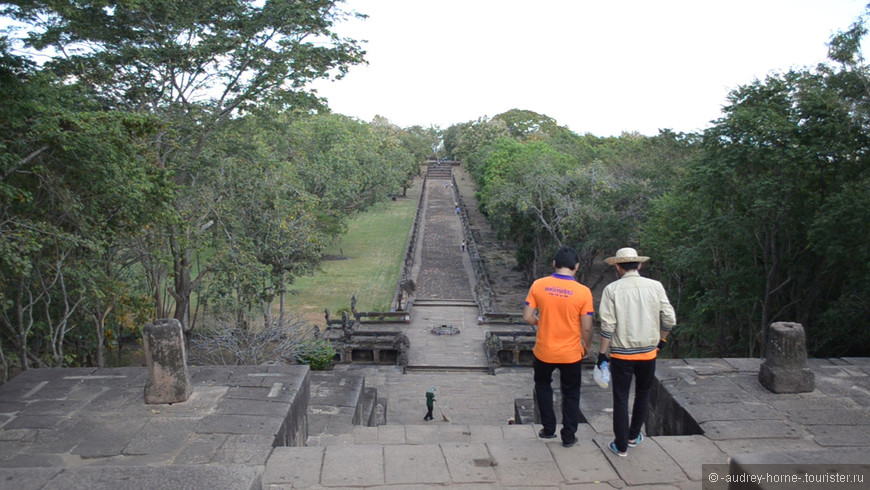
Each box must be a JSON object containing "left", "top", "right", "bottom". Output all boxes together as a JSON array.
[{"left": 598, "top": 248, "right": 676, "bottom": 457}]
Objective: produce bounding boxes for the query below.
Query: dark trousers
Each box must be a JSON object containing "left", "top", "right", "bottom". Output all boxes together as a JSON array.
[
  {"left": 610, "top": 357, "right": 656, "bottom": 452},
  {"left": 533, "top": 356, "right": 582, "bottom": 443},
  {"left": 425, "top": 405, "right": 433, "bottom": 420}
]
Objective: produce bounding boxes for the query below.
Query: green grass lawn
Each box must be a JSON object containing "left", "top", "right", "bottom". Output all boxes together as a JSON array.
[{"left": 283, "top": 191, "right": 419, "bottom": 326}]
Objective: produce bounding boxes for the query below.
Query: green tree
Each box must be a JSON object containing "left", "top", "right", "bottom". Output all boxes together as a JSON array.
[
  {"left": 476, "top": 138, "right": 573, "bottom": 279},
  {"left": 491, "top": 109, "right": 560, "bottom": 140},
  {"left": 2, "top": 0, "right": 366, "bottom": 338},
  {"left": 0, "top": 41, "right": 166, "bottom": 372},
  {"left": 279, "top": 114, "right": 401, "bottom": 235},
  {"left": 442, "top": 117, "right": 509, "bottom": 174},
  {"left": 401, "top": 124, "right": 441, "bottom": 163},
  {"left": 192, "top": 116, "right": 325, "bottom": 332},
  {"left": 445, "top": 109, "right": 691, "bottom": 284},
  {"left": 169, "top": 110, "right": 418, "bottom": 336},
  {"left": 644, "top": 66, "right": 870, "bottom": 357},
  {"left": 370, "top": 116, "right": 421, "bottom": 197}
]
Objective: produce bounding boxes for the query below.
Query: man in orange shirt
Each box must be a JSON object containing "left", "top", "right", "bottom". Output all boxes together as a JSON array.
[
  {"left": 597, "top": 247, "right": 676, "bottom": 457},
  {"left": 523, "top": 246, "right": 594, "bottom": 448}
]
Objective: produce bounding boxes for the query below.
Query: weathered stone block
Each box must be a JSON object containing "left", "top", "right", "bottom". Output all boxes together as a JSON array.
[
  {"left": 143, "top": 319, "right": 191, "bottom": 404},
  {"left": 759, "top": 322, "right": 815, "bottom": 393}
]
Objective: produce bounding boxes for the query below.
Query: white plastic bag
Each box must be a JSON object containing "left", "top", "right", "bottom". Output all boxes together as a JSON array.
[{"left": 593, "top": 361, "right": 610, "bottom": 389}]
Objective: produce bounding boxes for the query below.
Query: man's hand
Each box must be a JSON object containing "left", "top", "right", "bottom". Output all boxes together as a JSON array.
[{"left": 597, "top": 353, "right": 608, "bottom": 367}]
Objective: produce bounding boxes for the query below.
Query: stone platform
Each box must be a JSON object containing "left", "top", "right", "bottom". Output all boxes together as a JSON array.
[{"left": 0, "top": 365, "right": 308, "bottom": 490}]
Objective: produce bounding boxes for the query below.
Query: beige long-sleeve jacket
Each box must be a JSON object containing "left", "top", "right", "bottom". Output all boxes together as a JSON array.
[{"left": 599, "top": 270, "right": 676, "bottom": 357}]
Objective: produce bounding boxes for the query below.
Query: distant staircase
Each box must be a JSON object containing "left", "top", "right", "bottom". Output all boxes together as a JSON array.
[
  {"left": 426, "top": 164, "right": 452, "bottom": 179},
  {"left": 403, "top": 365, "right": 491, "bottom": 374},
  {"left": 412, "top": 298, "right": 477, "bottom": 307}
]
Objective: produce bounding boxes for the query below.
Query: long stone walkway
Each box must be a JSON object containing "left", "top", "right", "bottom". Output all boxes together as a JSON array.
[
  {"left": 405, "top": 172, "right": 488, "bottom": 370},
  {"left": 413, "top": 176, "right": 476, "bottom": 302}
]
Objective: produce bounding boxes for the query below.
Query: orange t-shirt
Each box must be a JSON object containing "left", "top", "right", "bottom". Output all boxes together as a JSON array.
[{"left": 526, "top": 273, "right": 594, "bottom": 363}]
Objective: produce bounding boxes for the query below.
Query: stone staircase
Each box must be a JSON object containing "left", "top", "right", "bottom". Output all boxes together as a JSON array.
[
  {"left": 292, "top": 360, "right": 626, "bottom": 488},
  {"left": 263, "top": 422, "right": 632, "bottom": 488},
  {"left": 403, "top": 365, "right": 491, "bottom": 374},
  {"left": 306, "top": 370, "right": 385, "bottom": 447},
  {"left": 412, "top": 298, "right": 478, "bottom": 307},
  {"left": 426, "top": 163, "right": 453, "bottom": 180}
]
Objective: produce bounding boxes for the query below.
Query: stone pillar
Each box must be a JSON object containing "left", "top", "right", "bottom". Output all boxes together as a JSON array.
[
  {"left": 759, "top": 322, "right": 815, "bottom": 393},
  {"left": 143, "top": 318, "right": 192, "bottom": 404}
]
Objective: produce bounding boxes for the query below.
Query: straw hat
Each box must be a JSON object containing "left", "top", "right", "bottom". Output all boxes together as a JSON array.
[{"left": 605, "top": 247, "right": 650, "bottom": 265}]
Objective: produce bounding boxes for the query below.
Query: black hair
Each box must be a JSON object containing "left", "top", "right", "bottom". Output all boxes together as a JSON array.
[
  {"left": 619, "top": 262, "right": 640, "bottom": 270},
  {"left": 554, "top": 246, "right": 580, "bottom": 270}
]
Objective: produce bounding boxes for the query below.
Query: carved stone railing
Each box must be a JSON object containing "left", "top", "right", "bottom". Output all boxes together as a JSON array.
[
  {"left": 484, "top": 325, "right": 536, "bottom": 374},
  {"left": 390, "top": 173, "right": 427, "bottom": 313},
  {"left": 321, "top": 316, "right": 409, "bottom": 368}
]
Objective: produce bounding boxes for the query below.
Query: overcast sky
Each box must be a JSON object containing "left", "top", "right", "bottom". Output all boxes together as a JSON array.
[{"left": 312, "top": 1, "right": 868, "bottom": 137}]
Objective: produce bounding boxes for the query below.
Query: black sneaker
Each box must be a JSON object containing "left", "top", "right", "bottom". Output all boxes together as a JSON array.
[
  {"left": 562, "top": 438, "right": 577, "bottom": 448},
  {"left": 537, "top": 429, "right": 557, "bottom": 439}
]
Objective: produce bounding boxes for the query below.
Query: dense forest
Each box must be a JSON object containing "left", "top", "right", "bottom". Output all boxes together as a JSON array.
[{"left": 1, "top": 1, "right": 869, "bottom": 379}]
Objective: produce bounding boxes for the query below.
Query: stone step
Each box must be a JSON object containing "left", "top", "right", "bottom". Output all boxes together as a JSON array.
[
  {"left": 412, "top": 299, "right": 478, "bottom": 307},
  {"left": 304, "top": 423, "right": 549, "bottom": 448},
  {"left": 404, "top": 365, "right": 490, "bottom": 374},
  {"left": 305, "top": 423, "right": 521, "bottom": 448},
  {"left": 349, "top": 423, "right": 540, "bottom": 445},
  {"left": 361, "top": 386, "right": 378, "bottom": 427},
  {"left": 307, "top": 370, "right": 371, "bottom": 443},
  {"left": 261, "top": 423, "right": 654, "bottom": 488}
]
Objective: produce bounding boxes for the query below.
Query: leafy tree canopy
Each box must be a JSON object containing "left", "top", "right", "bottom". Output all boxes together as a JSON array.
[{"left": 2, "top": 0, "right": 366, "bottom": 115}]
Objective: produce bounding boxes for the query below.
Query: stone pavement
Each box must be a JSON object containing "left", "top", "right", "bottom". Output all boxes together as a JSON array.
[
  {"left": 0, "top": 365, "right": 309, "bottom": 489},
  {"left": 404, "top": 305, "right": 488, "bottom": 369}
]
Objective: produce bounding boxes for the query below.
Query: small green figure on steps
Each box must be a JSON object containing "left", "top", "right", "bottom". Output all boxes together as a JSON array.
[{"left": 424, "top": 386, "right": 436, "bottom": 421}]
